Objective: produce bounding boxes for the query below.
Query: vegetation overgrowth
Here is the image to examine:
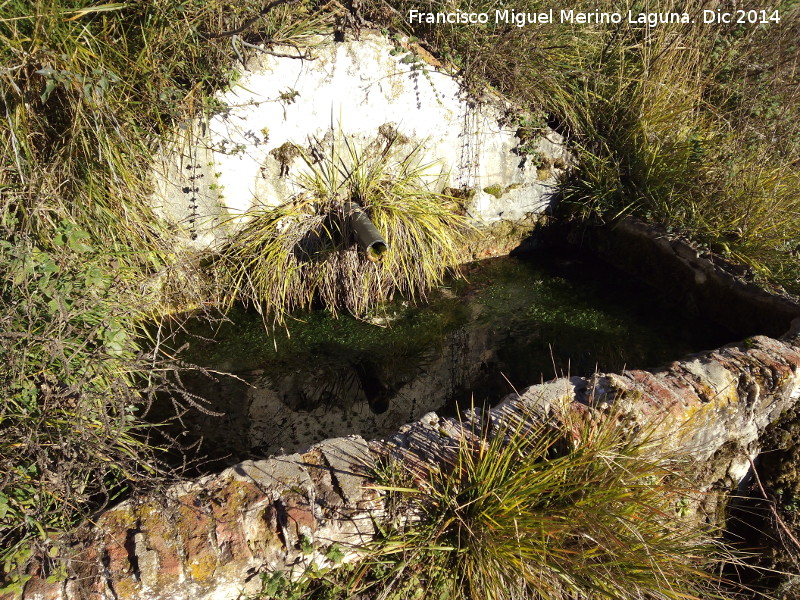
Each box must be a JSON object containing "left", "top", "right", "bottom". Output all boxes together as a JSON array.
[
  {"left": 0, "top": 0, "right": 339, "bottom": 586},
  {"left": 256, "top": 410, "right": 738, "bottom": 600},
  {"left": 217, "top": 131, "right": 470, "bottom": 324},
  {"left": 375, "top": 0, "right": 800, "bottom": 291},
  {"left": 1, "top": 0, "right": 797, "bottom": 593}
]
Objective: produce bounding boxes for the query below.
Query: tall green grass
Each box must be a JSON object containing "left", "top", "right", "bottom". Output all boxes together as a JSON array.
[
  {"left": 0, "top": 0, "right": 336, "bottom": 587},
  {"left": 0, "top": 220, "right": 161, "bottom": 586},
  {"left": 0, "top": 0, "right": 331, "bottom": 267},
  {"left": 378, "top": 0, "right": 800, "bottom": 292},
  {"left": 255, "top": 409, "right": 738, "bottom": 600},
  {"left": 380, "top": 414, "right": 733, "bottom": 599}
]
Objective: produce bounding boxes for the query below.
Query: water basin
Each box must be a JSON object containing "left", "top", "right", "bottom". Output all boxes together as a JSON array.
[{"left": 164, "top": 251, "right": 732, "bottom": 462}]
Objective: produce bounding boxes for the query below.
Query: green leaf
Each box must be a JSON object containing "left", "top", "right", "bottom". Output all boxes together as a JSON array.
[
  {"left": 67, "top": 232, "right": 93, "bottom": 253},
  {"left": 47, "top": 298, "right": 60, "bottom": 315},
  {"left": 24, "top": 514, "right": 47, "bottom": 539},
  {"left": 103, "top": 321, "right": 129, "bottom": 354},
  {"left": 40, "top": 80, "right": 57, "bottom": 103},
  {"left": 40, "top": 257, "right": 58, "bottom": 274},
  {"left": 84, "top": 265, "right": 110, "bottom": 288},
  {"left": 325, "top": 543, "right": 345, "bottom": 565},
  {"left": 0, "top": 575, "right": 32, "bottom": 595}
]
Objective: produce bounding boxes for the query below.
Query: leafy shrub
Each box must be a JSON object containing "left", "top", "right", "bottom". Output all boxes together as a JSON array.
[{"left": 0, "top": 219, "right": 160, "bottom": 582}]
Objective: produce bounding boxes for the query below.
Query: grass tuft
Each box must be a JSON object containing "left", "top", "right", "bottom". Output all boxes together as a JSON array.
[
  {"left": 215, "top": 130, "right": 471, "bottom": 325},
  {"left": 373, "top": 411, "right": 731, "bottom": 600},
  {"left": 254, "top": 408, "right": 739, "bottom": 600}
]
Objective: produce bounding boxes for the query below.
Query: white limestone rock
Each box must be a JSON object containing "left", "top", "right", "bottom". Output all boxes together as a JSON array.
[{"left": 150, "top": 32, "right": 569, "bottom": 249}]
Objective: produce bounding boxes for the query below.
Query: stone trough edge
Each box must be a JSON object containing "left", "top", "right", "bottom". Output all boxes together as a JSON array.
[{"left": 9, "top": 321, "right": 800, "bottom": 600}]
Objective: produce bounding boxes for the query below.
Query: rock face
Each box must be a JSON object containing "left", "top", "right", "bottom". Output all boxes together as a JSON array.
[
  {"left": 10, "top": 329, "right": 800, "bottom": 600},
  {"left": 149, "top": 32, "right": 569, "bottom": 250}
]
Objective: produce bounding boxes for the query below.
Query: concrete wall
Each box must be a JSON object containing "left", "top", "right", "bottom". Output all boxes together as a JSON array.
[{"left": 149, "top": 32, "right": 569, "bottom": 250}]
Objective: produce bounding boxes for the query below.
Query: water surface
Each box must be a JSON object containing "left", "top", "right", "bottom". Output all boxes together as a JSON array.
[{"left": 165, "top": 251, "right": 732, "bottom": 460}]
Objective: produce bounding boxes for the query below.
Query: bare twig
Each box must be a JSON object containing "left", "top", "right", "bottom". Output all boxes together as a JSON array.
[
  {"left": 748, "top": 457, "right": 800, "bottom": 553},
  {"left": 231, "top": 35, "right": 316, "bottom": 67},
  {"left": 205, "top": 0, "right": 295, "bottom": 39}
]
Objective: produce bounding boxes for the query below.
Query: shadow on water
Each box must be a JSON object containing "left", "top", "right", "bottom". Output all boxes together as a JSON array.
[{"left": 152, "top": 250, "right": 733, "bottom": 466}]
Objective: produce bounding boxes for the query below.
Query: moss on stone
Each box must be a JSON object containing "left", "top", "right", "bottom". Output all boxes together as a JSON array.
[
  {"left": 187, "top": 553, "right": 218, "bottom": 582},
  {"left": 466, "top": 217, "right": 542, "bottom": 259},
  {"left": 111, "top": 576, "right": 140, "bottom": 599},
  {"left": 482, "top": 184, "right": 503, "bottom": 199},
  {"left": 100, "top": 508, "right": 137, "bottom": 531},
  {"left": 442, "top": 186, "right": 476, "bottom": 201},
  {"left": 219, "top": 479, "right": 264, "bottom": 516}
]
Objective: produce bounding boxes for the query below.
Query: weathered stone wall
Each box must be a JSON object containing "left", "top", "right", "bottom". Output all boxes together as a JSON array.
[
  {"left": 149, "top": 31, "right": 569, "bottom": 251},
  {"left": 557, "top": 217, "right": 800, "bottom": 339},
  {"left": 9, "top": 325, "right": 800, "bottom": 600}
]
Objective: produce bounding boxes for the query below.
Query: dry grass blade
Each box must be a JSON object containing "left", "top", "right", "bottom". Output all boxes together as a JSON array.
[{"left": 0, "top": 0, "right": 339, "bottom": 585}]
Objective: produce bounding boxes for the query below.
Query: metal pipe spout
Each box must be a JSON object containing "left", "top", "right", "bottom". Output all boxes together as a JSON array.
[{"left": 344, "top": 201, "right": 388, "bottom": 262}]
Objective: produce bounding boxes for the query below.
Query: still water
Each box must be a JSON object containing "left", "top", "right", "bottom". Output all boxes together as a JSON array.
[{"left": 163, "top": 251, "right": 731, "bottom": 462}]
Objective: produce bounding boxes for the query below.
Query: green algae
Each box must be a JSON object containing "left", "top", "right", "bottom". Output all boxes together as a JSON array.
[
  {"left": 482, "top": 184, "right": 504, "bottom": 199},
  {"left": 178, "top": 290, "right": 469, "bottom": 375},
  {"left": 177, "top": 253, "right": 728, "bottom": 393},
  {"left": 156, "top": 253, "right": 733, "bottom": 462},
  {"left": 435, "top": 255, "right": 729, "bottom": 404}
]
